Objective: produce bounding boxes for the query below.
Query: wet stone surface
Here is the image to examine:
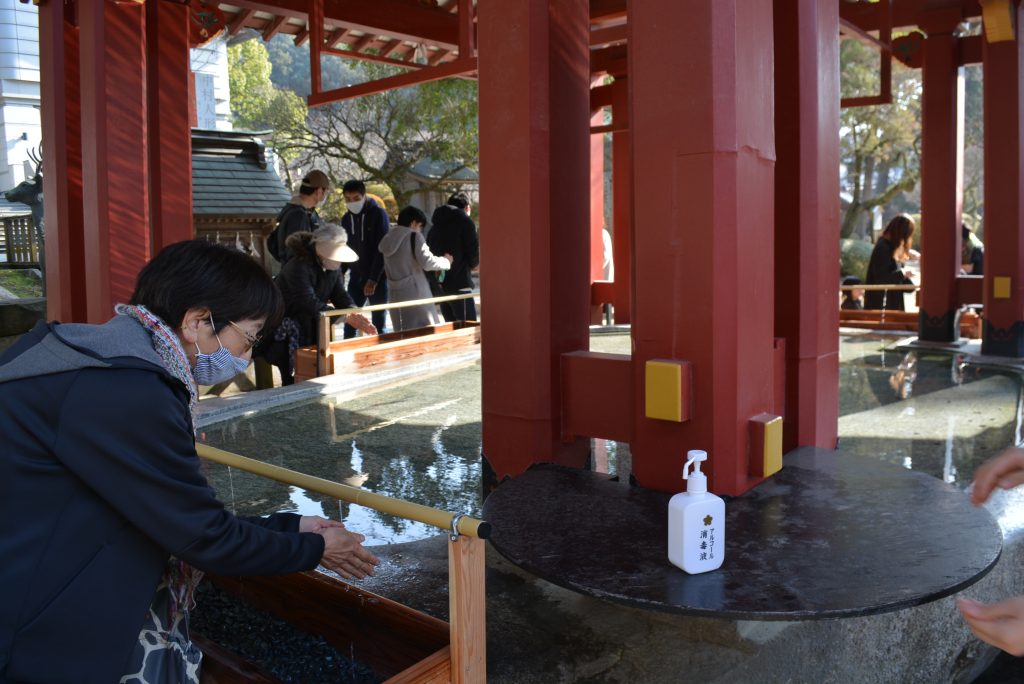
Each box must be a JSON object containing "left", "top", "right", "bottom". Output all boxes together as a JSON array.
[{"left": 483, "top": 448, "right": 1003, "bottom": 620}]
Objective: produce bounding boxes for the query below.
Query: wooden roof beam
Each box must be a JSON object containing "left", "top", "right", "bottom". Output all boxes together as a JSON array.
[
  {"left": 230, "top": 0, "right": 460, "bottom": 50},
  {"left": 262, "top": 14, "right": 288, "bottom": 42},
  {"left": 228, "top": 8, "right": 256, "bottom": 35},
  {"left": 326, "top": 28, "right": 348, "bottom": 48},
  {"left": 591, "top": 0, "right": 626, "bottom": 24},
  {"left": 840, "top": 0, "right": 981, "bottom": 32},
  {"left": 590, "top": 23, "right": 627, "bottom": 48}
]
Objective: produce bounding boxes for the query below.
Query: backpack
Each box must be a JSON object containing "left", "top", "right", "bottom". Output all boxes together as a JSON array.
[{"left": 267, "top": 204, "right": 308, "bottom": 263}]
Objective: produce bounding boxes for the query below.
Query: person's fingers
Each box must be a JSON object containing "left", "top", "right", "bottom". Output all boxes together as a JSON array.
[
  {"left": 999, "top": 472, "right": 1024, "bottom": 490},
  {"left": 972, "top": 448, "right": 1024, "bottom": 505}
]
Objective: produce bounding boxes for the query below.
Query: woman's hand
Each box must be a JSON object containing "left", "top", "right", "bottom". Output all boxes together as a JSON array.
[
  {"left": 959, "top": 597, "right": 1024, "bottom": 656},
  {"left": 345, "top": 313, "right": 378, "bottom": 336},
  {"left": 319, "top": 527, "right": 380, "bottom": 580},
  {"left": 970, "top": 447, "right": 1024, "bottom": 505},
  {"left": 444, "top": 253, "right": 454, "bottom": 265},
  {"left": 299, "top": 515, "right": 345, "bottom": 534}
]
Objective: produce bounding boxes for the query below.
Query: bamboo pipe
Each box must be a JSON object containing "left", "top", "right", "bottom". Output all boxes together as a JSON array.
[
  {"left": 322, "top": 291, "right": 478, "bottom": 317},
  {"left": 196, "top": 444, "right": 491, "bottom": 540},
  {"left": 840, "top": 284, "right": 918, "bottom": 291}
]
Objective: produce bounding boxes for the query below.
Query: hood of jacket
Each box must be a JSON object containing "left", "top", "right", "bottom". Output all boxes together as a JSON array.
[
  {"left": 285, "top": 231, "right": 318, "bottom": 262},
  {"left": 0, "top": 315, "right": 170, "bottom": 386},
  {"left": 378, "top": 224, "right": 414, "bottom": 258}
]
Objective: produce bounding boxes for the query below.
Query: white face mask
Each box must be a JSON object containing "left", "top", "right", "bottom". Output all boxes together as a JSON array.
[{"left": 347, "top": 198, "right": 365, "bottom": 214}]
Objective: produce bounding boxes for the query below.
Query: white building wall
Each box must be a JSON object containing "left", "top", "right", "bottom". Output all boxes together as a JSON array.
[
  {"left": 0, "top": 0, "right": 40, "bottom": 192},
  {"left": 190, "top": 35, "right": 233, "bottom": 131}
]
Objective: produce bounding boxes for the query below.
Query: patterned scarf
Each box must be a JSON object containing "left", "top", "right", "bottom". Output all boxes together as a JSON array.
[{"left": 115, "top": 303, "right": 198, "bottom": 429}]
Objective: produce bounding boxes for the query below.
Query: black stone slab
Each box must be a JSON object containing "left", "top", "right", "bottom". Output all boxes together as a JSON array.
[{"left": 482, "top": 446, "right": 1003, "bottom": 620}]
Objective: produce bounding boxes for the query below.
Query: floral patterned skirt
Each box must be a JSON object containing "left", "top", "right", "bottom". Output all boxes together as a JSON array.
[{"left": 120, "top": 559, "right": 204, "bottom": 684}]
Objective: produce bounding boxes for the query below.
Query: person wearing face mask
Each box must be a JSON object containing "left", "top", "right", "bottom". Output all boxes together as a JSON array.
[
  {"left": 379, "top": 206, "right": 453, "bottom": 331},
  {"left": 339, "top": 179, "right": 391, "bottom": 338},
  {"left": 0, "top": 240, "right": 380, "bottom": 683},
  {"left": 264, "top": 223, "right": 377, "bottom": 385},
  {"left": 268, "top": 169, "right": 331, "bottom": 265}
]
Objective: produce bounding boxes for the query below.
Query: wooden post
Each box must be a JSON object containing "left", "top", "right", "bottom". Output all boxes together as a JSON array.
[
  {"left": 317, "top": 314, "right": 330, "bottom": 377},
  {"left": 448, "top": 535, "right": 486, "bottom": 683}
]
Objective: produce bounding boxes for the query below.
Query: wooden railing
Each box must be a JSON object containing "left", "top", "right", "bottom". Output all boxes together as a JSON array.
[
  {"left": 196, "top": 443, "right": 488, "bottom": 683},
  {"left": 318, "top": 291, "right": 479, "bottom": 377},
  {"left": 0, "top": 217, "right": 39, "bottom": 266}
]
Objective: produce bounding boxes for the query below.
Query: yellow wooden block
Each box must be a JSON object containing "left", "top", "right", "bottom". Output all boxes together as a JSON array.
[
  {"left": 749, "top": 413, "right": 783, "bottom": 478},
  {"left": 762, "top": 416, "right": 783, "bottom": 477},
  {"left": 645, "top": 359, "right": 690, "bottom": 422},
  {"left": 994, "top": 276, "right": 1012, "bottom": 300},
  {"left": 980, "top": 0, "right": 1016, "bottom": 43}
]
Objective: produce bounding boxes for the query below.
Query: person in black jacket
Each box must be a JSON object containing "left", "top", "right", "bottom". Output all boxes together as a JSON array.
[
  {"left": 269, "top": 169, "right": 331, "bottom": 265},
  {"left": 428, "top": 191, "right": 480, "bottom": 322},
  {"left": 865, "top": 213, "right": 916, "bottom": 311},
  {"left": 0, "top": 240, "right": 379, "bottom": 683},
  {"left": 264, "top": 224, "right": 377, "bottom": 385},
  {"left": 340, "top": 179, "right": 390, "bottom": 337}
]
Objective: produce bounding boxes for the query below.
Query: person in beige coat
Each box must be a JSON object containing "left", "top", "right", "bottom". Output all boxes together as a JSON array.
[{"left": 379, "top": 206, "right": 452, "bottom": 331}]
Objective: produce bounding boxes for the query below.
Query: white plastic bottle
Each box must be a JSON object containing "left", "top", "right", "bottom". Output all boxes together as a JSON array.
[{"left": 668, "top": 449, "right": 725, "bottom": 574}]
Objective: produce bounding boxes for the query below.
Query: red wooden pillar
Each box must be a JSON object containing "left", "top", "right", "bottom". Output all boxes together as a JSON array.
[
  {"left": 773, "top": 0, "right": 840, "bottom": 453},
  {"left": 590, "top": 78, "right": 606, "bottom": 285},
  {"left": 919, "top": 19, "right": 965, "bottom": 342},
  {"left": 982, "top": 4, "right": 1024, "bottom": 356},
  {"left": 478, "top": 0, "right": 591, "bottom": 478},
  {"left": 39, "top": 1, "right": 85, "bottom": 322},
  {"left": 79, "top": 1, "right": 150, "bottom": 323},
  {"left": 629, "top": 0, "right": 777, "bottom": 496},
  {"left": 147, "top": 0, "right": 194, "bottom": 249},
  {"left": 610, "top": 79, "right": 632, "bottom": 323}
]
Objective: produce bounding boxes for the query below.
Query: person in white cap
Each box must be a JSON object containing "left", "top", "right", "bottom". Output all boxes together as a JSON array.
[{"left": 262, "top": 224, "right": 376, "bottom": 385}]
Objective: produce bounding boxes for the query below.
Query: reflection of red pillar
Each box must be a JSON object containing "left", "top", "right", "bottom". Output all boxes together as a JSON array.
[
  {"left": 919, "top": 24, "right": 964, "bottom": 342},
  {"left": 982, "top": 7, "right": 1024, "bottom": 356},
  {"left": 629, "top": 0, "right": 777, "bottom": 496},
  {"left": 80, "top": 2, "right": 149, "bottom": 323},
  {"left": 773, "top": 0, "right": 840, "bottom": 453},
  {"left": 147, "top": 1, "right": 193, "bottom": 249},
  {"left": 40, "top": 2, "right": 85, "bottom": 322},
  {"left": 479, "top": 0, "right": 591, "bottom": 478},
  {"left": 611, "top": 81, "right": 632, "bottom": 323}
]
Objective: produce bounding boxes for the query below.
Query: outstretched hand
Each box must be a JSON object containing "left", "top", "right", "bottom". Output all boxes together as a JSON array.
[
  {"left": 969, "top": 447, "right": 1024, "bottom": 505},
  {"left": 345, "top": 313, "right": 378, "bottom": 336},
  {"left": 319, "top": 527, "right": 380, "bottom": 580},
  {"left": 299, "top": 515, "right": 346, "bottom": 534},
  {"left": 959, "top": 597, "right": 1024, "bottom": 656}
]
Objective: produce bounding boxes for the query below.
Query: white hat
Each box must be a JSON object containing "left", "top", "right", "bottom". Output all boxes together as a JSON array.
[{"left": 312, "top": 224, "right": 358, "bottom": 263}]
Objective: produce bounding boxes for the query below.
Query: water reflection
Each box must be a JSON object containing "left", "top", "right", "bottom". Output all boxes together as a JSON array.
[
  {"left": 837, "top": 333, "right": 1024, "bottom": 488},
  {"left": 199, "top": 363, "right": 484, "bottom": 545}
]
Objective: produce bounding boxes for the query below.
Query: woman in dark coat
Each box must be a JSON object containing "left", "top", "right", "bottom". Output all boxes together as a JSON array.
[
  {"left": 0, "top": 240, "right": 379, "bottom": 683},
  {"left": 264, "top": 224, "right": 377, "bottom": 384},
  {"left": 865, "top": 213, "right": 916, "bottom": 311}
]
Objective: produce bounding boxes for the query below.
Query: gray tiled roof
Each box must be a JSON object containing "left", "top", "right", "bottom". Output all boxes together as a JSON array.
[
  {"left": 192, "top": 129, "right": 291, "bottom": 217},
  {"left": 0, "top": 197, "right": 30, "bottom": 219}
]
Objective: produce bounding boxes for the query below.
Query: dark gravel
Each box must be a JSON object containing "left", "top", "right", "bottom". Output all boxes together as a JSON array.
[{"left": 189, "top": 581, "right": 383, "bottom": 684}]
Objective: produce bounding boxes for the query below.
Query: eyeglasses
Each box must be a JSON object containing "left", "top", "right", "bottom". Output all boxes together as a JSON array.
[{"left": 227, "top": 320, "right": 262, "bottom": 351}]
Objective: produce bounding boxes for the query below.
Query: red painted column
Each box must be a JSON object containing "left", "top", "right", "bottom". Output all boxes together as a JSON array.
[
  {"left": 147, "top": 0, "right": 194, "bottom": 249},
  {"left": 981, "top": 5, "right": 1024, "bottom": 356},
  {"left": 629, "top": 0, "right": 777, "bottom": 496},
  {"left": 773, "top": 0, "right": 840, "bottom": 453},
  {"left": 479, "top": 0, "right": 591, "bottom": 479},
  {"left": 919, "top": 21, "right": 964, "bottom": 342},
  {"left": 79, "top": 1, "right": 150, "bottom": 323},
  {"left": 39, "top": 1, "right": 85, "bottom": 322},
  {"left": 590, "top": 79, "right": 606, "bottom": 285}
]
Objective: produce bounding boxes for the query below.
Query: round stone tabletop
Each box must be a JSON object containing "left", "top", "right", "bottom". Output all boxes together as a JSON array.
[{"left": 482, "top": 447, "right": 1003, "bottom": 620}]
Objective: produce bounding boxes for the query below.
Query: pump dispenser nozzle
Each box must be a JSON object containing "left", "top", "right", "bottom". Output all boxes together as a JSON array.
[{"left": 683, "top": 449, "right": 708, "bottom": 494}]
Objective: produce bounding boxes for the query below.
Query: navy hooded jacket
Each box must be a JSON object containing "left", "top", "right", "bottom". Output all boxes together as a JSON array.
[
  {"left": 340, "top": 197, "right": 390, "bottom": 284},
  {"left": 0, "top": 317, "right": 325, "bottom": 683}
]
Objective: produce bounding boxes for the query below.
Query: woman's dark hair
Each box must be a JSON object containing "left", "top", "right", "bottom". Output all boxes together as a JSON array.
[
  {"left": 130, "top": 240, "right": 283, "bottom": 332},
  {"left": 882, "top": 214, "right": 915, "bottom": 251},
  {"left": 398, "top": 206, "right": 428, "bottom": 227},
  {"left": 447, "top": 192, "right": 470, "bottom": 209}
]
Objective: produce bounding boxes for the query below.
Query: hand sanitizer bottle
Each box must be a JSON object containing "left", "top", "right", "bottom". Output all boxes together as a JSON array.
[{"left": 668, "top": 449, "right": 725, "bottom": 574}]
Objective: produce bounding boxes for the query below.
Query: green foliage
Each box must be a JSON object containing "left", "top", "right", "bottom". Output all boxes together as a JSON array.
[
  {"left": 257, "top": 37, "right": 478, "bottom": 207},
  {"left": 0, "top": 270, "right": 43, "bottom": 299},
  {"left": 840, "top": 238, "right": 873, "bottom": 281}
]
